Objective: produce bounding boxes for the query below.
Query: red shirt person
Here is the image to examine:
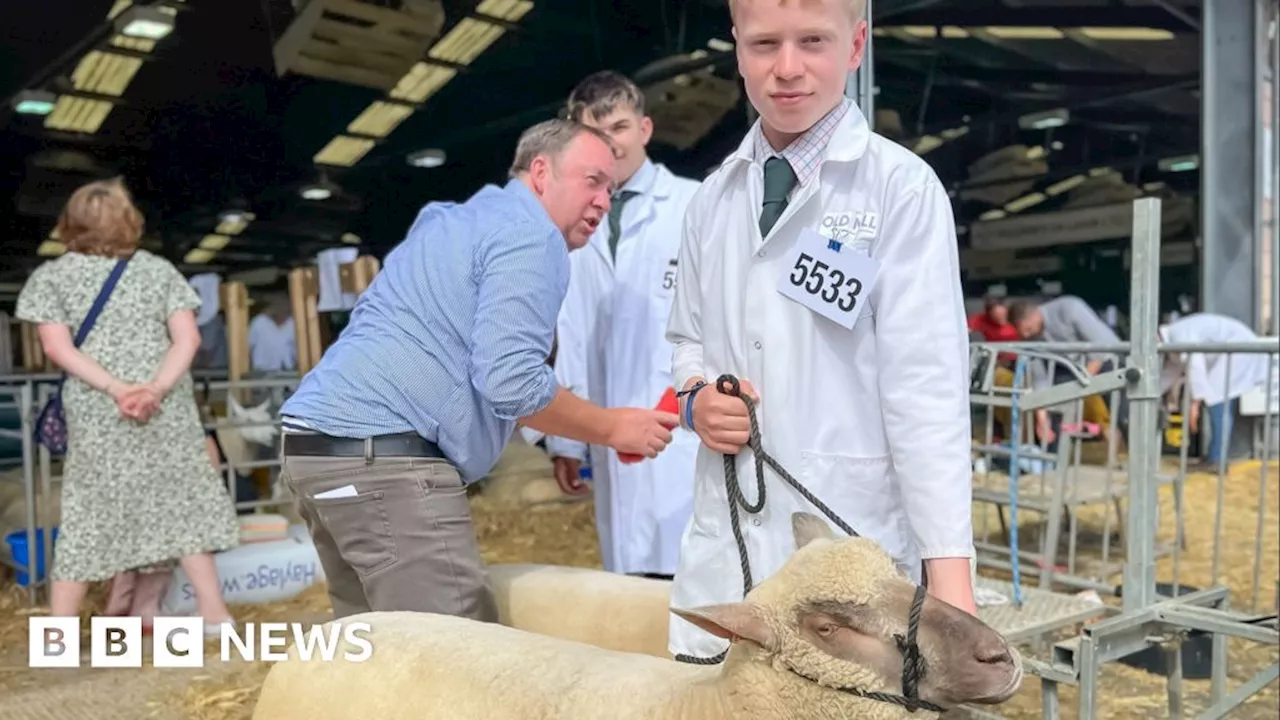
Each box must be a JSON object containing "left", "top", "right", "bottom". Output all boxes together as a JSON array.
[{"left": 968, "top": 297, "right": 1019, "bottom": 364}]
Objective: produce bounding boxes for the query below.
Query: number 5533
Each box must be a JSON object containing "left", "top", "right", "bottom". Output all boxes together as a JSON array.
[{"left": 789, "top": 252, "right": 862, "bottom": 312}]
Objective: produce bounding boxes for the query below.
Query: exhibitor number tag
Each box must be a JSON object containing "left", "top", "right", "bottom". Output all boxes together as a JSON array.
[{"left": 776, "top": 228, "right": 880, "bottom": 329}]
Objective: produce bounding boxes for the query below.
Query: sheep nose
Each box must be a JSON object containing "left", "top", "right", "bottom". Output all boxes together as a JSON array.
[{"left": 974, "top": 642, "right": 1013, "bottom": 665}]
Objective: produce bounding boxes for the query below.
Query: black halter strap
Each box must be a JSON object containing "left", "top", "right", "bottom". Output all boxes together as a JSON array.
[{"left": 674, "top": 374, "right": 940, "bottom": 713}]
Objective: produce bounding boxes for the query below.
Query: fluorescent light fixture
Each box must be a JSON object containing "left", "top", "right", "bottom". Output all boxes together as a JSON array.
[
  {"left": 198, "top": 234, "right": 231, "bottom": 251},
  {"left": 341, "top": 232, "right": 362, "bottom": 245},
  {"left": 1159, "top": 154, "right": 1199, "bottom": 172},
  {"left": 1004, "top": 192, "right": 1047, "bottom": 213},
  {"left": 429, "top": 18, "right": 506, "bottom": 66},
  {"left": 313, "top": 135, "right": 376, "bottom": 167},
  {"left": 979, "top": 209, "right": 1007, "bottom": 221},
  {"left": 407, "top": 148, "right": 447, "bottom": 168},
  {"left": 38, "top": 240, "right": 66, "bottom": 257},
  {"left": 1018, "top": 108, "right": 1069, "bottom": 130},
  {"left": 1077, "top": 27, "right": 1175, "bottom": 41},
  {"left": 706, "top": 38, "right": 734, "bottom": 51},
  {"left": 12, "top": 89, "right": 57, "bottom": 115},
  {"left": 216, "top": 210, "right": 254, "bottom": 235},
  {"left": 1045, "top": 174, "right": 1086, "bottom": 196},
  {"left": 984, "top": 26, "right": 1065, "bottom": 40},
  {"left": 476, "top": 0, "right": 533, "bottom": 22},
  {"left": 115, "top": 5, "right": 175, "bottom": 40},
  {"left": 184, "top": 248, "right": 215, "bottom": 264}
]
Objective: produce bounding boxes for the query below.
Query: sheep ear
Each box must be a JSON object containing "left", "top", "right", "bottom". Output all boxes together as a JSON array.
[
  {"left": 227, "top": 395, "right": 244, "bottom": 416},
  {"left": 793, "top": 512, "right": 844, "bottom": 549},
  {"left": 253, "top": 399, "right": 271, "bottom": 415},
  {"left": 671, "top": 602, "right": 775, "bottom": 649}
]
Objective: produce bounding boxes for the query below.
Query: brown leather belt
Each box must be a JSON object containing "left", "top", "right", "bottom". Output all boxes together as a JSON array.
[{"left": 283, "top": 431, "right": 445, "bottom": 460}]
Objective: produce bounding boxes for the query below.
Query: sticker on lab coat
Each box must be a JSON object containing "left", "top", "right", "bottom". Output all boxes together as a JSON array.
[{"left": 777, "top": 228, "right": 880, "bottom": 330}]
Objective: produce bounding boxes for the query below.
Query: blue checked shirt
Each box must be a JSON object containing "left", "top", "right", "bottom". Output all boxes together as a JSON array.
[{"left": 280, "top": 179, "right": 569, "bottom": 483}]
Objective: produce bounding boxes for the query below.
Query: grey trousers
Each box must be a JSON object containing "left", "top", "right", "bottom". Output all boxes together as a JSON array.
[{"left": 281, "top": 453, "right": 497, "bottom": 623}]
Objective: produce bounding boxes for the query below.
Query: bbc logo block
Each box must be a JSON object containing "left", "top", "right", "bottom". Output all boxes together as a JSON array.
[{"left": 29, "top": 616, "right": 373, "bottom": 668}]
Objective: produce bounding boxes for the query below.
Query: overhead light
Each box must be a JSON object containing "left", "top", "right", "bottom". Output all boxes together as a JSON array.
[
  {"left": 407, "top": 148, "right": 447, "bottom": 168},
  {"left": 984, "top": 26, "right": 1065, "bottom": 40},
  {"left": 115, "top": 5, "right": 175, "bottom": 40},
  {"left": 1045, "top": 174, "right": 1086, "bottom": 196},
  {"left": 184, "top": 248, "right": 215, "bottom": 264},
  {"left": 341, "top": 232, "right": 361, "bottom": 245},
  {"left": 979, "top": 209, "right": 1007, "bottom": 221},
  {"left": 37, "top": 240, "right": 66, "bottom": 257},
  {"left": 11, "top": 89, "right": 57, "bottom": 115},
  {"left": 706, "top": 38, "right": 734, "bottom": 51},
  {"left": 1159, "top": 154, "right": 1199, "bottom": 172},
  {"left": 1005, "top": 192, "right": 1047, "bottom": 213},
  {"left": 300, "top": 183, "right": 333, "bottom": 201},
  {"left": 1018, "top": 108, "right": 1069, "bottom": 130},
  {"left": 1077, "top": 27, "right": 1175, "bottom": 41},
  {"left": 198, "top": 234, "right": 231, "bottom": 251}
]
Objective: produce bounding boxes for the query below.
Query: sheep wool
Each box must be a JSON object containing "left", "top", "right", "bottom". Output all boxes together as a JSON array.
[
  {"left": 489, "top": 563, "right": 673, "bottom": 659},
  {"left": 253, "top": 513, "right": 1023, "bottom": 720}
]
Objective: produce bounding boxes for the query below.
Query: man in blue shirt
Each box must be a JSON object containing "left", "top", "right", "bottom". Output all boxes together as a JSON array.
[{"left": 279, "top": 119, "right": 680, "bottom": 622}]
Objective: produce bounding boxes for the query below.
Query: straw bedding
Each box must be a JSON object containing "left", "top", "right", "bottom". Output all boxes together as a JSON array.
[{"left": 0, "top": 459, "right": 1274, "bottom": 720}]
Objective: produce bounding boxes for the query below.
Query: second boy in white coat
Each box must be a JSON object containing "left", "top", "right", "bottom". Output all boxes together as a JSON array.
[{"left": 547, "top": 71, "right": 702, "bottom": 578}]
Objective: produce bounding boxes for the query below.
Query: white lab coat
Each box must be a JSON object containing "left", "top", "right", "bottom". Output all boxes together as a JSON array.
[
  {"left": 664, "top": 102, "right": 975, "bottom": 660},
  {"left": 1158, "top": 313, "right": 1270, "bottom": 406},
  {"left": 547, "top": 160, "right": 702, "bottom": 576}
]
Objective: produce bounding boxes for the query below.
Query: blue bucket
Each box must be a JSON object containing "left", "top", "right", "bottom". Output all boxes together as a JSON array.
[{"left": 5, "top": 527, "right": 59, "bottom": 587}]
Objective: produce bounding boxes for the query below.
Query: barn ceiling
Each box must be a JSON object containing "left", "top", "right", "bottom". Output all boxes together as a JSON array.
[{"left": 0, "top": 0, "right": 1205, "bottom": 306}]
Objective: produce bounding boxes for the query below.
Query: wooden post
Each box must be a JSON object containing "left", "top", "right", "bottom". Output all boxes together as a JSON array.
[
  {"left": 288, "top": 268, "right": 323, "bottom": 374},
  {"left": 19, "top": 322, "right": 52, "bottom": 372},
  {"left": 221, "top": 281, "right": 251, "bottom": 405},
  {"left": 339, "top": 255, "right": 381, "bottom": 294}
]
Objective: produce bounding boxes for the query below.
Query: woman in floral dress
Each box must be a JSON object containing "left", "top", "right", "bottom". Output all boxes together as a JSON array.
[{"left": 15, "top": 178, "right": 239, "bottom": 632}]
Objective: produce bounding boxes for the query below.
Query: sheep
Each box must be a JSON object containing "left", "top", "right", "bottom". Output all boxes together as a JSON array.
[
  {"left": 252, "top": 512, "right": 1024, "bottom": 720},
  {"left": 489, "top": 563, "right": 672, "bottom": 658}
]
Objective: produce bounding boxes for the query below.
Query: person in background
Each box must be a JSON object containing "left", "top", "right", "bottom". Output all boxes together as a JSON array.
[
  {"left": 189, "top": 273, "right": 227, "bottom": 371},
  {"left": 968, "top": 294, "right": 1019, "bottom": 352},
  {"left": 248, "top": 295, "right": 296, "bottom": 373},
  {"left": 665, "top": 0, "right": 977, "bottom": 664},
  {"left": 545, "top": 70, "right": 701, "bottom": 580},
  {"left": 1009, "top": 295, "right": 1124, "bottom": 449},
  {"left": 1158, "top": 313, "right": 1272, "bottom": 469},
  {"left": 15, "top": 178, "right": 238, "bottom": 633},
  {"left": 277, "top": 119, "right": 680, "bottom": 623}
]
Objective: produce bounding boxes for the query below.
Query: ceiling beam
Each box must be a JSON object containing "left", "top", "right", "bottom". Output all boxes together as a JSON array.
[
  {"left": 882, "top": 7, "right": 1198, "bottom": 32},
  {"left": 878, "top": 63, "right": 1158, "bottom": 88}
]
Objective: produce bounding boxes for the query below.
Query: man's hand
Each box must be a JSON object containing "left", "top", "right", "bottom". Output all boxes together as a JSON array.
[
  {"left": 552, "top": 456, "right": 588, "bottom": 496},
  {"left": 604, "top": 409, "right": 679, "bottom": 459},
  {"left": 690, "top": 378, "right": 757, "bottom": 455},
  {"left": 1188, "top": 399, "right": 1200, "bottom": 434}
]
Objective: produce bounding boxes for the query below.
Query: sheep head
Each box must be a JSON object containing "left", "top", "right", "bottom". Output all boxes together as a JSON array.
[
  {"left": 226, "top": 396, "right": 280, "bottom": 447},
  {"left": 671, "top": 512, "right": 1023, "bottom": 713}
]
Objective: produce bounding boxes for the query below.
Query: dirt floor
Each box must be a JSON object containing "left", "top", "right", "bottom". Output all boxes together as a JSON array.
[{"left": 0, "top": 458, "right": 1275, "bottom": 719}]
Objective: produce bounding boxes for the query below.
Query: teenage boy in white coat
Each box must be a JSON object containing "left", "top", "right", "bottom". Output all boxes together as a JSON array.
[
  {"left": 547, "top": 71, "right": 702, "bottom": 579},
  {"left": 665, "top": 0, "right": 977, "bottom": 662}
]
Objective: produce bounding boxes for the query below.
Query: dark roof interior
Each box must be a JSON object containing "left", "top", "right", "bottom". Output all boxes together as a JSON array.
[{"left": 0, "top": 0, "right": 1205, "bottom": 306}]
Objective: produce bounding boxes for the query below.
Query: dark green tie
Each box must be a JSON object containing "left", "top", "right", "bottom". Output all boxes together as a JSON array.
[
  {"left": 607, "top": 190, "right": 638, "bottom": 258},
  {"left": 759, "top": 156, "right": 798, "bottom": 237}
]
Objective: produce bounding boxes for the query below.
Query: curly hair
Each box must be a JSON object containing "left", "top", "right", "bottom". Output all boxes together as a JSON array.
[{"left": 57, "top": 177, "right": 143, "bottom": 258}]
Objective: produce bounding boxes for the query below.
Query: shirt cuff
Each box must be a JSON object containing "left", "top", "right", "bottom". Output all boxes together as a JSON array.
[{"left": 546, "top": 437, "right": 588, "bottom": 461}]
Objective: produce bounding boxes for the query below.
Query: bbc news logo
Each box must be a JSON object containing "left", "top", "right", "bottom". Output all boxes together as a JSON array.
[{"left": 29, "top": 617, "right": 372, "bottom": 668}]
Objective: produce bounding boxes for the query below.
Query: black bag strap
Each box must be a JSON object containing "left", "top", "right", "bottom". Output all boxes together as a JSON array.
[{"left": 73, "top": 257, "right": 130, "bottom": 349}]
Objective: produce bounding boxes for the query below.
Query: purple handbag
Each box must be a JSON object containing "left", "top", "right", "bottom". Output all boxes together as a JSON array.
[{"left": 33, "top": 258, "right": 130, "bottom": 455}]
